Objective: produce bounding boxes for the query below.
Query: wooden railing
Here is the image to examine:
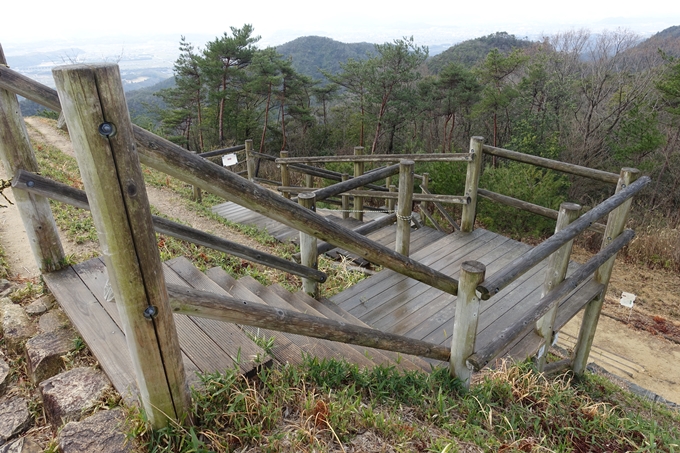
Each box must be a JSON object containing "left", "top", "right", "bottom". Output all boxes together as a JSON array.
[{"left": 0, "top": 52, "right": 645, "bottom": 424}]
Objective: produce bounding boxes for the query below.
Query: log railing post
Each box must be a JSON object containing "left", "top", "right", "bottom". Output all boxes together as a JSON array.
[
  {"left": 572, "top": 168, "right": 640, "bottom": 375},
  {"left": 0, "top": 46, "right": 65, "bottom": 272},
  {"left": 535, "top": 202, "right": 581, "bottom": 371},
  {"left": 298, "top": 192, "right": 318, "bottom": 297},
  {"left": 450, "top": 260, "right": 486, "bottom": 388},
  {"left": 384, "top": 174, "right": 392, "bottom": 212},
  {"left": 388, "top": 184, "right": 397, "bottom": 213},
  {"left": 280, "top": 150, "right": 290, "bottom": 199},
  {"left": 245, "top": 139, "right": 254, "bottom": 181},
  {"left": 341, "top": 173, "right": 349, "bottom": 219},
  {"left": 395, "top": 160, "right": 414, "bottom": 256},
  {"left": 53, "top": 63, "right": 190, "bottom": 428},
  {"left": 421, "top": 172, "right": 431, "bottom": 226},
  {"left": 461, "top": 136, "right": 484, "bottom": 233},
  {"left": 352, "top": 146, "right": 364, "bottom": 221}
]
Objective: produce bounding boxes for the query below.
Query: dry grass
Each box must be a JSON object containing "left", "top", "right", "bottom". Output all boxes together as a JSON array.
[{"left": 624, "top": 225, "right": 680, "bottom": 273}]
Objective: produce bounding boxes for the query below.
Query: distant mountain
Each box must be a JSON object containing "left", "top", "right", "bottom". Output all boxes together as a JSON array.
[
  {"left": 427, "top": 32, "right": 535, "bottom": 74},
  {"left": 125, "top": 76, "right": 174, "bottom": 123},
  {"left": 276, "top": 36, "right": 376, "bottom": 81},
  {"left": 635, "top": 25, "right": 680, "bottom": 57}
]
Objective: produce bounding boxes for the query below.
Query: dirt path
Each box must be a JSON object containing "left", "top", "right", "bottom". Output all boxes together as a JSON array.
[{"left": 3, "top": 117, "right": 679, "bottom": 406}]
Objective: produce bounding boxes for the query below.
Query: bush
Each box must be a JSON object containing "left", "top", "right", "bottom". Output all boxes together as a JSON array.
[{"left": 477, "top": 162, "right": 568, "bottom": 239}]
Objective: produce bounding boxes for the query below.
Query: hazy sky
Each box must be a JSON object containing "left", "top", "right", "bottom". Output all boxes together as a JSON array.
[{"left": 4, "top": 0, "right": 680, "bottom": 49}]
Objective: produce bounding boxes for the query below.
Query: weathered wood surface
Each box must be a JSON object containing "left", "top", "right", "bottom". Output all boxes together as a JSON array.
[
  {"left": 0, "top": 46, "right": 65, "bottom": 272},
  {"left": 331, "top": 228, "right": 606, "bottom": 369},
  {"left": 42, "top": 258, "right": 264, "bottom": 402},
  {"left": 461, "top": 137, "right": 484, "bottom": 232},
  {"left": 53, "top": 63, "right": 189, "bottom": 426},
  {"left": 275, "top": 153, "right": 474, "bottom": 164}
]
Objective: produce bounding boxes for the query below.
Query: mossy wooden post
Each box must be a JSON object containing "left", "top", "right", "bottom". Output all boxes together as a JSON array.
[
  {"left": 280, "top": 150, "right": 290, "bottom": 199},
  {"left": 461, "top": 137, "right": 484, "bottom": 233},
  {"left": 52, "top": 63, "right": 190, "bottom": 428},
  {"left": 450, "top": 261, "right": 486, "bottom": 388},
  {"left": 535, "top": 202, "right": 581, "bottom": 371},
  {"left": 384, "top": 174, "right": 392, "bottom": 211},
  {"left": 352, "top": 146, "right": 364, "bottom": 221},
  {"left": 298, "top": 192, "right": 318, "bottom": 297},
  {"left": 388, "top": 184, "right": 396, "bottom": 213},
  {"left": 0, "top": 46, "right": 65, "bottom": 272},
  {"left": 341, "top": 173, "right": 349, "bottom": 219},
  {"left": 572, "top": 168, "right": 640, "bottom": 375},
  {"left": 395, "top": 160, "right": 414, "bottom": 256},
  {"left": 245, "top": 139, "right": 254, "bottom": 181},
  {"left": 421, "top": 172, "right": 431, "bottom": 226}
]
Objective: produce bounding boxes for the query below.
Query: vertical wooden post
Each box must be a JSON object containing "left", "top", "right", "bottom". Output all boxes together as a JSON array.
[
  {"left": 535, "top": 202, "right": 581, "bottom": 371},
  {"left": 352, "top": 146, "right": 364, "bottom": 221},
  {"left": 280, "top": 150, "right": 290, "bottom": 199},
  {"left": 0, "top": 46, "right": 65, "bottom": 272},
  {"left": 461, "top": 136, "right": 484, "bottom": 233},
  {"left": 298, "top": 192, "right": 318, "bottom": 297},
  {"left": 450, "top": 261, "right": 486, "bottom": 388},
  {"left": 395, "top": 160, "right": 414, "bottom": 256},
  {"left": 245, "top": 139, "right": 254, "bottom": 182},
  {"left": 421, "top": 172, "right": 431, "bottom": 226},
  {"left": 341, "top": 173, "right": 349, "bottom": 219},
  {"left": 388, "top": 184, "right": 397, "bottom": 213},
  {"left": 305, "top": 173, "right": 314, "bottom": 188},
  {"left": 572, "top": 168, "right": 640, "bottom": 375},
  {"left": 384, "top": 174, "right": 392, "bottom": 212},
  {"left": 53, "top": 64, "right": 190, "bottom": 428}
]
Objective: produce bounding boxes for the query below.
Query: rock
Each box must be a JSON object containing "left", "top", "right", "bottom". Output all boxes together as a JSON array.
[
  {"left": 38, "top": 310, "right": 70, "bottom": 333},
  {"left": 39, "top": 367, "right": 111, "bottom": 428},
  {"left": 24, "top": 296, "right": 52, "bottom": 316},
  {"left": 25, "top": 329, "right": 77, "bottom": 384},
  {"left": 0, "top": 397, "right": 31, "bottom": 446},
  {"left": 0, "top": 280, "right": 10, "bottom": 293},
  {"left": 0, "top": 356, "right": 9, "bottom": 396},
  {"left": 57, "top": 409, "right": 131, "bottom": 453},
  {"left": 0, "top": 304, "right": 36, "bottom": 353},
  {"left": 0, "top": 298, "right": 10, "bottom": 307},
  {"left": 0, "top": 437, "right": 41, "bottom": 453}
]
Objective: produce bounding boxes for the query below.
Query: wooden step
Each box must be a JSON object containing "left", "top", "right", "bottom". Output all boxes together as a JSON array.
[
  {"left": 204, "top": 267, "right": 333, "bottom": 366},
  {"left": 234, "top": 277, "right": 378, "bottom": 369}
]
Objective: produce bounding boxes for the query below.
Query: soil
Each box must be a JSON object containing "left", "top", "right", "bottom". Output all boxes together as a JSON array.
[{"left": 2, "top": 116, "right": 680, "bottom": 408}]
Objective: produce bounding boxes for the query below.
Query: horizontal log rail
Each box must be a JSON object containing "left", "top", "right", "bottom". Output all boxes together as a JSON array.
[
  {"left": 279, "top": 186, "right": 470, "bottom": 205},
  {"left": 467, "top": 229, "right": 635, "bottom": 371},
  {"left": 276, "top": 153, "right": 473, "bottom": 164},
  {"left": 12, "top": 170, "right": 327, "bottom": 283},
  {"left": 478, "top": 176, "right": 650, "bottom": 299},
  {"left": 251, "top": 151, "right": 277, "bottom": 161},
  {"left": 166, "top": 283, "right": 450, "bottom": 361},
  {"left": 482, "top": 145, "right": 620, "bottom": 184},
  {"left": 477, "top": 189, "right": 606, "bottom": 234},
  {"left": 293, "top": 213, "right": 397, "bottom": 261},
  {"left": 198, "top": 144, "right": 246, "bottom": 158},
  {"left": 312, "top": 164, "right": 400, "bottom": 201}
]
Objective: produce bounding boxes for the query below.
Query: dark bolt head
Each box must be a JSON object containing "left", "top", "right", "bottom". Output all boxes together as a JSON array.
[
  {"left": 27, "top": 180, "right": 35, "bottom": 188},
  {"left": 143, "top": 305, "right": 158, "bottom": 320},
  {"left": 98, "top": 122, "right": 116, "bottom": 137}
]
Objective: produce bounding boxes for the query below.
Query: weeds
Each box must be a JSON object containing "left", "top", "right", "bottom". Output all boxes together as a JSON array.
[{"left": 133, "top": 358, "right": 680, "bottom": 452}]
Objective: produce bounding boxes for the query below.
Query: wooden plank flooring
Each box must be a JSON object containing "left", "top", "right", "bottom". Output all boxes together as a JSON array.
[
  {"left": 332, "top": 228, "right": 603, "bottom": 365},
  {"left": 43, "top": 257, "right": 265, "bottom": 402}
]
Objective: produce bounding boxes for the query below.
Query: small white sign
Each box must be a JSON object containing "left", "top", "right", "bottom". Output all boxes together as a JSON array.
[
  {"left": 620, "top": 292, "right": 636, "bottom": 308},
  {"left": 222, "top": 153, "right": 238, "bottom": 167}
]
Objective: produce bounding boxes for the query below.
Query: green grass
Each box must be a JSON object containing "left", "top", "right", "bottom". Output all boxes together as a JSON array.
[{"left": 130, "top": 358, "right": 680, "bottom": 452}]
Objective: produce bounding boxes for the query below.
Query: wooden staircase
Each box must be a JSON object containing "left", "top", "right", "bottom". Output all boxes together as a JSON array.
[{"left": 44, "top": 256, "right": 433, "bottom": 404}]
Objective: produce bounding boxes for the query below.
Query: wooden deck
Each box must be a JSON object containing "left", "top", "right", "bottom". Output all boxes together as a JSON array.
[{"left": 332, "top": 228, "right": 604, "bottom": 364}]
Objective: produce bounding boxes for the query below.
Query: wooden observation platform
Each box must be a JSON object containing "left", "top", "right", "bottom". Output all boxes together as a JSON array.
[{"left": 0, "top": 57, "right": 648, "bottom": 428}]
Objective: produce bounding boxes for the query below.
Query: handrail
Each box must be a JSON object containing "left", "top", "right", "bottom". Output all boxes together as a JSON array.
[
  {"left": 12, "top": 170, "right": 327, "bottom": 283},
  {"left": 477, "top": 189, "right": 606, "bottom": 234},
  {"left": 312, "top": 164, "right": 400, "bottom": 201},
  {"left": 482, "top": 145, "right": 620, "bottom": 184},
  {"left": 166, "top": 283, "right": 450, "bottom": 361},
  {"left": 478, "top": 176, "right": 650, "bottom": 299},
  {"left": 276, "top": 153, "right": 473, "bottom": 164},
  {"left": 467, "top": 229, "right": 635, "bottom": 370},
  {"left": 199, "top": 144, "right": 246, "bottom": 158}
]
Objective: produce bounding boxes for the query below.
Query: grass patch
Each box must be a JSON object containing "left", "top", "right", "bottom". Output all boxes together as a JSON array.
[
  {"left": 625, "top": 224, "right": 680, "bottom": 272},
  {"left": 131, "top": 358, "right": 680, "bottom": 452}
]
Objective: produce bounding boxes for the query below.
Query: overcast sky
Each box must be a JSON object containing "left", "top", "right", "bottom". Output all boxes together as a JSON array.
[{"left": 4, "top": 0, "right": 680, "bottom": 51}]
